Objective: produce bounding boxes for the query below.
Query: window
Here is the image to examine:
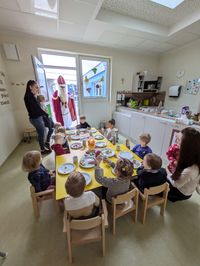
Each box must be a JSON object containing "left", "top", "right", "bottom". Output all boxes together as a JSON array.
[{"left": 80, "top": 57, "right": 110, "bottom": 99}]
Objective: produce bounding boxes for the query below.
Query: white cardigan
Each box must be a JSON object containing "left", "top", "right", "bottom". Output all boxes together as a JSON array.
[{"left": 167, "top": 164, "right": 200, "bottom": 196}]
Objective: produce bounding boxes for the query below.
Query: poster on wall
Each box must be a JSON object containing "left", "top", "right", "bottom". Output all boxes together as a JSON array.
[
  {"left": 0, "top": 71, "right": 10, "bottom": 107},
  {"left": 185, "top": 78, "right": 200, "bottom": 95}
]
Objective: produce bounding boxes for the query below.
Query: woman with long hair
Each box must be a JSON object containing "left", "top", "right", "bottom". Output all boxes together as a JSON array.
[
  {"left": 167, "top": 127, "right": 200, "bottom": 202},
  {"left": 24, "top": 80, "right": 52, "bottom": 154}
]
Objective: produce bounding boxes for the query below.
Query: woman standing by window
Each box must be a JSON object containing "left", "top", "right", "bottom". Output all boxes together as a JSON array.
[
  {"left": 24, "top": 80, "right": 51, "bottom": 154},
  {"left": 167, "top": 127, "right": 200, "bottom": 202}
]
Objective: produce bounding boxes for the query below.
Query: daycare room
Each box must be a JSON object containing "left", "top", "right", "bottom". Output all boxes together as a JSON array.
[{"left": 0, "top": 0, "right": 200, "bottom": 265}]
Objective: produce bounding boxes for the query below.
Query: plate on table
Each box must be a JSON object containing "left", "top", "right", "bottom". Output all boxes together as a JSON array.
[
  {"left": 79, "top": 128, "right": 86, "bottom": 132},
  {"left": 70, "top": 142, "right": 83, "bottom": 149},
  {"left": 66, "top": 130, "right": 75, "bottom": 135},
  {"left": 90, "top": 129, "right": 97, "bottom": 134},
  {"left": 58, "top": 163, "right": 76, "bottom": 175},
  {"left": 81, "top": 172, "right": 92, "bottom": 185},
  {"left": 119, "top": 151, "right": 133, "bottom": 161},
  {"left": 71, "top": 135, "right": 80, "bottom": 140},
  {"left": 95, "top": 134, "right": 104, "bottom": 140},
  {"left": 95, "top": 141, "right": 107, "bottom": 148},
  {"left": 101, "top": 148, "right": 115, "bottom": 158},
  {"left": 133, "top": 159, "right": 141, "bottom": 168},
  {"left": 79, "top": 156, "right": 95, "bottom": 168}
]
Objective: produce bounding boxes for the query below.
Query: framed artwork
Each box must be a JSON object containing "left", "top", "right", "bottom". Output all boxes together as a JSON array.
[{"left": 169, "top": 129, "right": 181, "bottom": 146}]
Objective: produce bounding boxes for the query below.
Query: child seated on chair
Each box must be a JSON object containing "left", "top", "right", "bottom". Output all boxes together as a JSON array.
[
  {"left": 65, "top": 172, "right": 100, "bottom": 218},
  {"left": 54, "top": 122, "right": 62, "bottom": 133},
  {"left": 51, "top": 133, "right": 70, "bottom": 155},
  {"left": 57, "top": 126, "right": 70, "bottom": 152},
  {"left": 76, "top": 115, "right": 90, "bottom": 129},
  {"left": 104, "top": 119, "right": 117, "bottom": 142},
  {"left": 132, "top": 133, "right": 152, "bottom": 159},
  {"left": 22, "top": 150, "right": 55, "bottom": 192},
  {"left": 133, "top": 153, "right": 167, "bottom": 193},
  {"left": 95, "top": 157, "right": 133, "bottom": 203}
]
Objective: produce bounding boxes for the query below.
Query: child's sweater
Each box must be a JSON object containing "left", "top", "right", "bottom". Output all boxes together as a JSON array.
[
  {"left": 95, "top": 167, "right": 131, "bottom": 203},
  {"left": 28, "top": 164, "right": 51, "bottom": 192},
  {"left": 132, "top": 144, "right": 152, "bottom": 159},
  {"left": 134, "top": 166, "right": 167, "bottom": 192}
]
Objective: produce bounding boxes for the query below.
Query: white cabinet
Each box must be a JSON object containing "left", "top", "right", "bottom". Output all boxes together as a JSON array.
[
  {"left": 144, "top": 116, "right": 166, "bottom": 156},
  {"left": 113, "top": 111, "right": 131, "bottom": 137},
  {"left": 130, "top": 113, "right": 145, "bottom": 142}
]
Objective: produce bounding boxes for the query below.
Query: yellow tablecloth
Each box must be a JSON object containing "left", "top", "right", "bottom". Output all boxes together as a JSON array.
[{"left": 56, "top": 129, "right": 142, "bottom": 200}]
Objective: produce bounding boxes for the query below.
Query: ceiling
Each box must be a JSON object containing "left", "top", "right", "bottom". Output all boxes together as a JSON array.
[{"left": 0, "top": 0, "right": 200, "bottom": 54}]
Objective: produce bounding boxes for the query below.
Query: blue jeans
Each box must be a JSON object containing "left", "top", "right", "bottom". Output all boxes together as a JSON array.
[{"left": 30, "top": 116, "right": 45, "bottom": 150}]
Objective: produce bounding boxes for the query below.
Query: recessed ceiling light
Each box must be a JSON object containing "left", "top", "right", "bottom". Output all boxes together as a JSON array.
[{"left": 149, "top": 0, "right": 184, "bottom": 9}]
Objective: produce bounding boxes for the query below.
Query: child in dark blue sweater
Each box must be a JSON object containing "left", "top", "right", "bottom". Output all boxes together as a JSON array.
[
  {"left": 133, "top": 153, "right": 167, "bottom": 192},
  {"left": 22, "top": 150, "right": 55, "bottom": 192},
  {"left": 132, "top": 133, "right": 152, "bottom": 159}
]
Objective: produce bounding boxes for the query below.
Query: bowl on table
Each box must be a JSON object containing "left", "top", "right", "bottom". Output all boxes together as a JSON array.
[
  {"left": 57, "top": 163, "right": 76, "bottom": 175},
  {"left": 95, "top": 141, "right": 107, "bottom": 148}
]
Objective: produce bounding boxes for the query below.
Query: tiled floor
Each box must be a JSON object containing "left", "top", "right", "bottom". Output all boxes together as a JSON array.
[{"left": 0, "top": 139, "right": 200, "bottom": 266}]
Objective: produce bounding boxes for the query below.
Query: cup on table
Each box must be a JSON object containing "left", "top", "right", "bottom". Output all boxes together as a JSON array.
[
  {"left": 68, "top": 135, "right": 71, "bottom": 142},
  {"left": 73, "top": 156, "right": 78, "bottom": 164},
  {"left": 116, "top": 144, "right": 121, "bottom": 151},
  {"left": 76, "top": 129, "right": 80, "bottom": 135},
  {"left": 82, "top": 139, "right": 87, "bottom": 147}
]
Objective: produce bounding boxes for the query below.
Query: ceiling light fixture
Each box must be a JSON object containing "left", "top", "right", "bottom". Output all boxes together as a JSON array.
[{"left": 149, "top": 0, "right": 184, "bottom": 9}]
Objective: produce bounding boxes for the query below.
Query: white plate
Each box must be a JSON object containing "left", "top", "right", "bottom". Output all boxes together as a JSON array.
[
  {"left": 95, "top": 134, "right": 104, "bottom": 140},
  {"left": 71, "top": 135, "right": 80, "bottom": 140},
  {"left": 79, "top": 157, "right": 95, "bottom": 168},
  {"left": 66, "top": 130, "right": 75, "bottom": 135},
  {"left": 101, "top": 148, "right": 115, "bottom": 158},
  {"left": 119, "top": 151, "right": 133, "bottom": 161},
  {"left": 79, "top": 128, "right": 86, "bottom": 132},
  {"left": 82, "top": 172, "right": 92, "bottom": 186},
  {"left": 95, "top": 141, "right": 107, "bottom": 148},
  {"left": 58, "top": 163, "right": 76, "bottom": 175},
  {"left": 70, "top": 142, "right": 83, "bottom": 149},
  {"left": 90, "top": 129, "right": 97, "bottom": 133}
]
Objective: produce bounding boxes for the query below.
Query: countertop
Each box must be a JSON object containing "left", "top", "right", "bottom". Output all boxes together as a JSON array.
[{"left": 116, "top": 106, "right": 200, "bottom": 127}]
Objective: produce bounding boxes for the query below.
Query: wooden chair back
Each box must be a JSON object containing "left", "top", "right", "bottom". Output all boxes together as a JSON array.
[
  {"left": 112, "top": 188, "right": 138, "bottom": 235},
  {"left": 30, "top": 186, "right": 57, "bottom": 218},
  {"left": 133, "top": 182, "right": 169, "bottom": 224},
  {"left": 63, "top": 199, "right": 107, "bottom": 263}
]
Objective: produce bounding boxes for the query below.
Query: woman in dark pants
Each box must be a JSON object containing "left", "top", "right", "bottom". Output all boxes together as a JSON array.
[
  {"left": 24, "top": 80, "right": 52, "bottom": 154},
  {"left": 167, "top": 127, "right": 200, "bottom": 202}
]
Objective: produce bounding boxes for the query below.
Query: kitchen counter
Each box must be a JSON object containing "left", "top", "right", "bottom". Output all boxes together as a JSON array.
[{"left": 113, "top": 106, "right": 200, "bottom": 163}]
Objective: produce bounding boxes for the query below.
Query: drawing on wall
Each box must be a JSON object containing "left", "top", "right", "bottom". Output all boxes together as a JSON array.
[
  {"left": 185, "top": 78, "right": 200, "bottom": 95},
  {"left": 0, "top": 71, "right": 10, "bottom": 107}
]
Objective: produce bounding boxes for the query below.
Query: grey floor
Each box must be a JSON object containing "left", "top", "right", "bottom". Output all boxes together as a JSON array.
[{"left": 0, "top": 139, "right": 200, "bottom": 266}]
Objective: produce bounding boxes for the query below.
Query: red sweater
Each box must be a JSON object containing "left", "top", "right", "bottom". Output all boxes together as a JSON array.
[{"left": 51, "top": 144, "right": 66, "bottom": 155}]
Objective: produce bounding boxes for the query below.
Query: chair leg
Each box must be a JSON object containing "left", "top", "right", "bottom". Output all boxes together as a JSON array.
[
  {"left": 102, "top": 224, "right": 105, "bottom": 257},
  {"left": 67, "top": 234, "right": 73, "bottom": 263},
  {"left": 160, "top": 200, "right": 167, "bottom": 216},
  {"left": 141, "top": 200, "right": 148, "bottom": 224},
  {"left": 112, "top": 204, "right": 116, "bottom": 235},
  {"left": 31, "top": 196, "right": 40, "bottom": 218},
  {"left": 134, "top": 196, "right": 138, "bottom": 223},
  {"left": 112, "top": 216, "right": 116, "bottom": 235}
]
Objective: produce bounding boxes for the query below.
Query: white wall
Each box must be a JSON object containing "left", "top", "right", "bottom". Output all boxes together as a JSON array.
[
  {"left": 159, "top": 38, "right": 200, "bottom": 114},
  {"left": 0, "top": 52, "right": 21, "bottom": 166},
  {"left": 0, "top": 30, "right": 159, "bottom": 130}
]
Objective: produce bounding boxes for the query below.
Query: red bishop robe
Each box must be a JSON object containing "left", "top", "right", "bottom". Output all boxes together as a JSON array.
[{"left": 52, "top": 90, "right": 64, "bottom": 126}]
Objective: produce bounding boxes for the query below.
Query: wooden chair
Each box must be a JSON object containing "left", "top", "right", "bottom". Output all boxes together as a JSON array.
[
  {"left": 30, "top": 186, "right": 57, "bottom": 218},
  {"left": 63, "top": 199, "right": 108, "bottom": 263},
  {"left": 112, "top": 188, "right": 138, "bottom": 235},
  {"left": 132, "top": 182, "right": 169, "bottom": 224}
]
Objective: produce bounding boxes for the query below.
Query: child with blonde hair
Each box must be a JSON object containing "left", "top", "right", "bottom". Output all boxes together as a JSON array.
[
  {"left": 57, "top": 126, "right": 70, "bottom": 152},
  {"left": 65, "top": 172, "right": 100, "bottom": 218},
  {"left": 132, "top": 133, "right": 152, "bottom": 159},
  {"left": 95, "top": 157, "right": 133, "bottom": 203},
  {"left": 51, "top": 133, "right": 69, "bottom": 155},
  {"left": 22, "top": 150, "right": 55, "bottom": 192}
]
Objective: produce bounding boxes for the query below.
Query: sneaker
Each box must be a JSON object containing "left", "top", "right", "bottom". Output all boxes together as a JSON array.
[
  {"left": 44, "top": 142, "right": 51, "bottom": 149},
  {"left": 41, "top": 148, "right": 51, "bottom": 155}
]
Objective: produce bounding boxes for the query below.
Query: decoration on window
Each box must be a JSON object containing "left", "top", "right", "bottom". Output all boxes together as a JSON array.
[{"left": 92, "top": 67, "right": 97, "bottom": 74}]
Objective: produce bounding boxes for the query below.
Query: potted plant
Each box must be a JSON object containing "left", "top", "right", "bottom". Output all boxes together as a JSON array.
[{"left": 100, "top": 76, "right": 104, "bottom": 82}]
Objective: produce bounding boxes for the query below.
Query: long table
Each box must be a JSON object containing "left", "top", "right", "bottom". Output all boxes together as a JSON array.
[{"left": 56, "top": 129, "right": 142, "bottom": 200}]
